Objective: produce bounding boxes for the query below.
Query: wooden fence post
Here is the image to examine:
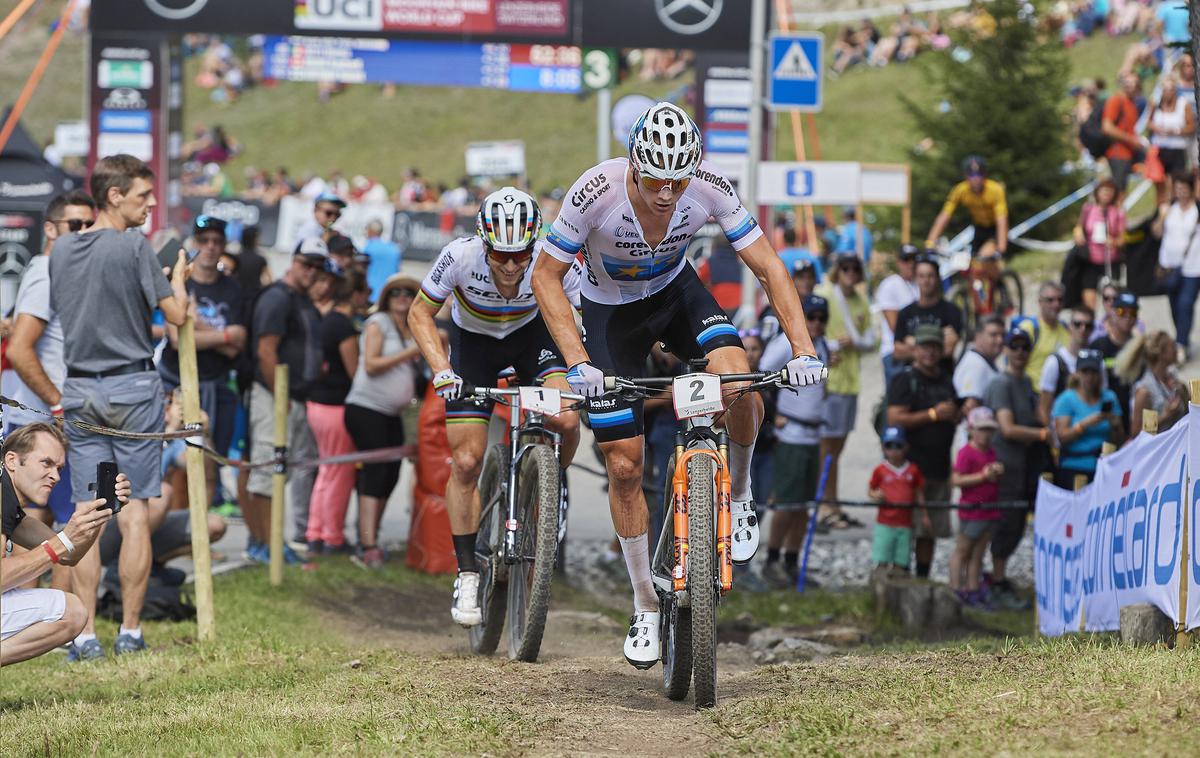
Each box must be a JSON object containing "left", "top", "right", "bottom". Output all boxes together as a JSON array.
[
  {"left": 178, "top": 316, "right": 215, "bottom": 641},
  {"left": 270, "top": 365, "right": 289, "bottom": 587}
]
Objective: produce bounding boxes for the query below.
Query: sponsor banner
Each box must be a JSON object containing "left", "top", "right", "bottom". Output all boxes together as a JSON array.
[
  {"left": 294, "top": 0, "right": 569, "bottom": 36},
  {"left": 392, "top": 208, "right": 474, "bottom": 262},
  {"left": 98, "top": 110, "right": 152, "bottom": 134},
  {"left": 464, "top": 140, "right": 525, "bottom": 177},
  {"left": 1034, "top": 479, "right": 1087, "bottom": 636},
  {"left": 1084, "top": 422, "right": 1188, "bottom": 630},
  {"left": 182, "top": 196, "right": 281, "bottom": 249},
  {"left": 1189, "top": 404, "right": 1200, "bottom": 630}
]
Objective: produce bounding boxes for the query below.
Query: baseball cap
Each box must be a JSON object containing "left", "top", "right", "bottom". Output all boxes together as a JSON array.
[
  {"left": 881, "top": 426, "right": 906, "bottom": 446},
  {"left": 792, "top": 257, "right": 817, "bottom": 276},
  {"left": 968, "top": 406, "right": 998, "bottom": 430},
  {"left": 1076, "top": 348, "right": 1104, "bottom": 372},
  {"left": 914, "top": 323, "right": 943, "bottom": 346},
  {"left": 898, "top": 243, "right": 920, "bottom": 260},
  {"left": 803, "top": 294, "right": 829, "bottom": 316},
  {"left": 1114, "top": 292, "right": 1138, "bottom": 310},
  {"left": 314, "top": 191, "right": 346, "bottom": 208},
  {"left": 323, "top": 258, "right": 346, "bottom": 279},
  {"left": 1004, "top": 326, "right": 1032, "bottom": 348},
  {"left": 294, "top": 236, "right": 329, "bottom": 262},
  {"left": 193, "top": 215, "right": 227, "bottom": 237}
]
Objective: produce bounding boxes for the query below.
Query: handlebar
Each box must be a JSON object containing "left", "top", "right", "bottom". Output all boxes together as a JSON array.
[
  {"left": 461, "top": 383, "right": 585, "bottom": 403},
  {"left": 602, "top": 370, "right": 785, "bottom": 392}
]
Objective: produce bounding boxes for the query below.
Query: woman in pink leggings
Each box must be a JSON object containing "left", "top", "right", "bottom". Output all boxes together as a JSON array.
[{"left": 305, "top": 265, "right": 367, "bottom": 553}]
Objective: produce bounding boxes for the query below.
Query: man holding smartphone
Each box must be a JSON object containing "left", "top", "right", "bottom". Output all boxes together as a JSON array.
[{"left": 48, "top": 154, "right": 191, "bottom": 656}]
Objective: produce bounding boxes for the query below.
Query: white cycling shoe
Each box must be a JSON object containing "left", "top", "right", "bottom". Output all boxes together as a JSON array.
[
  {"left": 730, "top": 499, "right": 760, "bottom": 565},
  {"left": 451, "top": 571, "right": 483, "bottom": 627},
  {"left": 624, "top": 611, "right": 661, "bottom": 669}
]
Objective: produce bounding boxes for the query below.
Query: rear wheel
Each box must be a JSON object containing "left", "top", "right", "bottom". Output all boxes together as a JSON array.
[
  {"left": 687, "top": 455, "right": 718, "bottom": 709},
  {"left": 469, "top": 444, "right": 509, "bottom": 656},
  {"left": 997, "top": 270, "right": 1024, "bottom": 319},
  {"left": 947, "top": 281, "right": 975, "bottom": 362},
  {"left": 507, "top": 445, "right": 561, "bottom": 662},
  {"left": 657, "top": 453, "right": 693, "bottom": 701}
]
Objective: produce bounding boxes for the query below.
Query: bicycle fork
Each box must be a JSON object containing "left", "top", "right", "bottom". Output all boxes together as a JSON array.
[{"left": 669, "top": 437, "right": 734, "bottom": 596}]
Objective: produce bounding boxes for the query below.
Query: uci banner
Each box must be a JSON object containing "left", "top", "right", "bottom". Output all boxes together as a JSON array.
[
  {"left": 1189, "top": 404, "right": 1200, "bottom": 630},
  {"left": 1034, "top": 479, "right": 1087, "bottom": 636}
]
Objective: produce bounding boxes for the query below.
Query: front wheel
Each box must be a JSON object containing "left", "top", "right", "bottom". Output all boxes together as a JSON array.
[
  {"left": 469, "top": 444, "right": 509, "bottom": 656},
  {"left": 687, "top": 454, "right": 718, "bottom": 709},
  {"left": 658, "top": 453, "right": 693, "bottom": 701},
  {"left": 506, "top": 445, "right": 561, "bottom": 662},
  {"left": 997, "top": 270, "right": 1024, "bottom": 319},
  {"left": 947, "top": 281, "right": 974, "bottom": 362}
]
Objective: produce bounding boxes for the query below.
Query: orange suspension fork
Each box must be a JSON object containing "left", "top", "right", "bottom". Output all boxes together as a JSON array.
[
  {"left": 671, "top": 444, "right": 689, "bottom": 592},
  {"left": 716, "top": 439, "right": 733, "bottom": 595}
]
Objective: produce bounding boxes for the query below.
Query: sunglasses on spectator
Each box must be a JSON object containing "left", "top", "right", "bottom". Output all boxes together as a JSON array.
[
  {"left": 1071, "top": 320, "right": 1094, "bottom": 330},
  {"left": 883, "top": 442, "right": 906, "bottom": 450},
  {"left": 196, "top": 233, "right": 224, "bottom": 246},
  {"left": 1114, "top": 307, "right": 1137, "bottom": 318},
  {"left": 806, "top": 312, "right": 828, "bottom": 322},
  {"left": 393, "top": 288, "right": 417, "bottom": 299},
  {"left": 1102, "top": 294, "right": 1117, "bottom": 303},
  {"left": 299, "top": 258, "right": 324, "bottom": 270},
  {"left": 318, "top": 208, "right": 342, "bottom": 219},
  {"left": 839, "top": 262, "right": 863, "bottom": 273},
  {"left": 53, "top": 218, "right": 93, "bottom": 232},
  {"left": 637, "top": 173, "right": 690, "bottom": 195},
  {"left": 1007, "top": 343, "right": 1032, "bottom": 352}
]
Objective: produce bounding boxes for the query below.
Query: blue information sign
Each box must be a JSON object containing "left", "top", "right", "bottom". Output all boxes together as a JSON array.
[
  {"left": 263, "top": 36, "right": 581, "bottom": 94},
  {"left": 767, "top": 33, "right": 823, "bottom": 112}
]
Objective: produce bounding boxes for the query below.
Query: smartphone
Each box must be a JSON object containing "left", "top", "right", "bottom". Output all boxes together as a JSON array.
[
  {"left": 96, "top": 461, "right": 120, "bottom": 514},
  {"left": 156, "top": 238, "right": 183, "bottom": 271},
  {"left": 1101, "top": 399, "right": 1114, "bottom": 413}
]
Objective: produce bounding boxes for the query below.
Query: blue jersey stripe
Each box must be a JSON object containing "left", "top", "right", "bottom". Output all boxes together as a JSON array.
[
  {"left": 725, "top": 216, "right": 758, "bottom": 244},
  {"left": 697, "top": 323, "right": 739, "bottom": 346},
  {"left": 547, "top": 229, "right": 583, "bottom": 255},
  {"left": 588, "top": 408, "right": 635, "bottom": 427}
]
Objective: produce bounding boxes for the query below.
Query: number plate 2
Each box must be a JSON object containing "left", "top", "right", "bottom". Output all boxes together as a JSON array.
[
  {"left": 673, "top": 372, "right": 722, "bottom": 420},
  {"left": 518, "top": 386, "right": 561, "bottom": 415}
]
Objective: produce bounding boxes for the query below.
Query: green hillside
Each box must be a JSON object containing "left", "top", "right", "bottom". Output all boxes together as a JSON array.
[{"left": 0, "top": 3, "right": 1130, "bottom": 197}]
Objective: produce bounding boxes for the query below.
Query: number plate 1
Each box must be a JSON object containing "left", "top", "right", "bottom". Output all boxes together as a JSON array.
[
  {"left": 673, "top": 372, "right": 723, "bottom": 420},
  {"left": 518, "top": 386, "right": 561, "bottom": 415}
]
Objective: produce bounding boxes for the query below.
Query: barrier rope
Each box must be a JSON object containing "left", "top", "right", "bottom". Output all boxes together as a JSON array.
[
  {"left": 1, "top": 394, "right": 203, "bottom": 440},
  {"left": 766, "top": 498, "right": 1031, "bottom": 511}
]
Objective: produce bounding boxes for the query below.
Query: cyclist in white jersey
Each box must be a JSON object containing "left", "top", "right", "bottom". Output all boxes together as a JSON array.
[
  {"left": 410, "top": 188, "right": 583, "bottom": 627},
  {"left": 531, "top": 102, "right": 827, "bottom": 668}
]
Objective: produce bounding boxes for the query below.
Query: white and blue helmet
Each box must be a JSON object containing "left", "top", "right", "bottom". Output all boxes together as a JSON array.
[{"left": 628, "top": 102, "right": 703, "bottom": 181}]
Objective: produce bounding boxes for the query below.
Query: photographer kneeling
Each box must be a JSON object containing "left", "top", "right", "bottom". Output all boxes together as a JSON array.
[{"left": 2, "top": 423, "right": 129, "bottom": 665}]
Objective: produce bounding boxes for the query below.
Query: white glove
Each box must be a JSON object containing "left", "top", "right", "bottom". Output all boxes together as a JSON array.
[
  {"left": 785, "top": 355, "right": 828, "bottom": 387},
  {"left": 432, "top": 369, "right": 463, "bottom": 401},
  {"left": 565, "top": 361, "right": 606, "bottom": 398}
]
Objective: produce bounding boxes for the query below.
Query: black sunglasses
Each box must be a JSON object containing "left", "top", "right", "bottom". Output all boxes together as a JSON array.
[
  {"left": 54, "top": 218, "right": 93, "bottom": 232},
  {"left": 883, "top": 442, "right": 906, "bottom": 450},
  {"left": 806, "top": 312, "right": 828, "bottom": 322}
]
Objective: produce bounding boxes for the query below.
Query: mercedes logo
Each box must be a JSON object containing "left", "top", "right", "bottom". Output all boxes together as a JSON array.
[
  {"left": 655, "top": 0, "right": 723, "bottom": 35},
  {"left": 144, "top": 0, "right": 209, "bottom": 20}
]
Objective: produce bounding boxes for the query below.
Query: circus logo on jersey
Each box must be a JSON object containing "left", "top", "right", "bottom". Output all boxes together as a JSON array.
[{"left": 600, "top": 248, "right": 686, "bottom": 281}]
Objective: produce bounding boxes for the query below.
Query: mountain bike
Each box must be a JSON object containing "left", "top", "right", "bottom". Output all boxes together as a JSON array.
[
  {"left": 605, "top": 360, "right": 784, "bottom": 708},
  {"left": 936, "top": 248, "right": 1024, "bottom": 359},
  {"left": 465, "top": 382, "right": 583, "bottom": 662}
]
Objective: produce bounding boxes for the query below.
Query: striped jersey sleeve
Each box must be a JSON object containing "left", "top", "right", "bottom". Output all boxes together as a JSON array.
[
  {"left": 418, "top": 240, "right": 462, "bottom": 307},
  {"left": 694, "top": 161, "right": 763, "bottom": 252}
]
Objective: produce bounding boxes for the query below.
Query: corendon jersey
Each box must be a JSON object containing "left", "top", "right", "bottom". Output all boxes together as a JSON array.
[
  {"left": 418, "top": 236, "right": 582, "bottom": 338},
  {"left": 541, "top": 158, "right": 763, "bottom": 305}
]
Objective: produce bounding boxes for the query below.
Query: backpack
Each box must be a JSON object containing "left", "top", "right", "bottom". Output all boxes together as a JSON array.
[
  {"left": 1052, "top": 353, "right": 1070, "bottom": 398},
  {"left": 1079, "top": 97, "right": 1111, "bottom": 159},
  {"left": 98, "top": 569, "right": 196, "bottom": 623}
]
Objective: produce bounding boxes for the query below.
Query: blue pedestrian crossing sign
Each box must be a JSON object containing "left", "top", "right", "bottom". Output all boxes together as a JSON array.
[{"left": 767, "top": 33, "right": 823, "bottom": 112}]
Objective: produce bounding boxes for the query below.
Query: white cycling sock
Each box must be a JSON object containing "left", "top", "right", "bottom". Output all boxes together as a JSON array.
[
  {"left": 73, "top": 632, "right": 97, "bottom": 647},
  {"left": 618, "top": 533, "right": 658, "bottom": 612},
  {"left": 119, "top": 625, "right": 142, "bottom": 640},
  {"left": 729, "top": 439, "right": 755, "bottom": 502}
]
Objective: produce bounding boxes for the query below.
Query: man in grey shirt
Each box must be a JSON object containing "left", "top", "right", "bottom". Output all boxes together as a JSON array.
[
  {"left": 49, "top": 154, "right": 190, "bottom": 656},
  {"left": 981, "top": 326, "right": 1047, "bottom": 610}
]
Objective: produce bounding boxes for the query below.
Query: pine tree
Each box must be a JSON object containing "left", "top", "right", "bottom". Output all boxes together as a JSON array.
[{"left": 902, "top": 0, "right": 1078, "bottom": 244}]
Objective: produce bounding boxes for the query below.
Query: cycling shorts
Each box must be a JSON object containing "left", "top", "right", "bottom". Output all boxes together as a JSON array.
[
  {"left": 970, "top": 224, "right": 997, "bottom": 254},
  {"left": 446, "top": 315, "right": 567, "bottom": 424},
  {"left": 582, "top": 264, "right": 743, "bottom": 442}
]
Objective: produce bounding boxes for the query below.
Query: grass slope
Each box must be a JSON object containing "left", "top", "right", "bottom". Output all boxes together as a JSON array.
[{"left": 1, "top": 10, "right": 1132, "bottom": 196}]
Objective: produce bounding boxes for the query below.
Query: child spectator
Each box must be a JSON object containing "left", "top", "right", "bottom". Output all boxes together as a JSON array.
[
  {"left": 950, "top": 407, "right": 1004, "bottom": 608},
  {"left": 867, "top": 427, "right": 926, "bottom": 576}
]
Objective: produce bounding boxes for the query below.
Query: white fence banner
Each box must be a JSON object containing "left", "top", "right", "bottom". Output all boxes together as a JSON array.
[
  {"left": 1033, "top": 479, "right": 1087, "bottom": 636},
  {"left": 1083, "top": 422, "right": 1188, "bottom": 630},
  {"left": 1188, "top": 404, "right": 1200, "bottom": 630}
]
